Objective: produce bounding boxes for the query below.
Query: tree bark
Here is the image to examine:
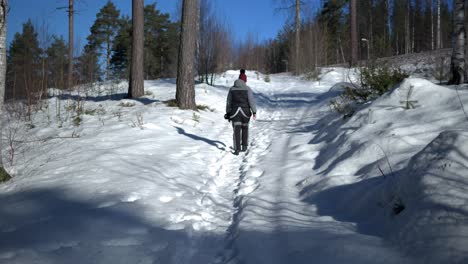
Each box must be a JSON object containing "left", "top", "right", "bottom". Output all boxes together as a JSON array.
[
  {"left": 405, "top": 0, "right": 411, "bottom": 54},
  {"left": 129, "top": 0, "right": 144, "bottom": 98},
  {"left": 295, "top": 0, "right": 300, "bottom": 74},
  {"left": 106, "top": 34, "right": 110, "bottom": 80},
  {"left": 450, "top": 0, "right": 465, "bottom": 84},
  {"left": 0, "top": 0, "right": 11, "bottom": 181},
  {"left": 350, "top": 0, "right": 358, "bottom": 66},
  {"left": 437, "top": 0, "right": 441, "bottom": 49},
  {"left": 176, "top": 0, "right": 198, "bottom": 110},
  {"left": 67, "top": 0, "right": 73, "bottom": 89},
  {"left": 428, "top": 0, "right": 434, "bottom": 50},
  {"left": 368, "top": 0, "right": 373, "bottom": 58}
]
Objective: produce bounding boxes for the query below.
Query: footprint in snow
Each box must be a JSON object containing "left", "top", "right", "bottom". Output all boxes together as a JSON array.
[
  {"left": 122, "top": 193, "right": 141, "bottom": 202},
  {"left": 96, "top": 201, "right": 118, "bottom": 208},
  {"left": 91, "top": 178, "right": 110, "bottom": 184},
  {"left": 248, "top": 168, "right": 264, "bottom": 178},
  {"left": 102, "top": 237, "right": 142, "bottom": 246},
  {"left": 238, "top": 183, "right": 259, "bottom": 196},
  {"left": 0, "top": 252, "right": 15, "bottom": 259},
  {"left": 38, "top": 241, "right": 79, "bottom": 252},
  {"left": 159, "top": 196, "right": 174, "bottom": 203}
]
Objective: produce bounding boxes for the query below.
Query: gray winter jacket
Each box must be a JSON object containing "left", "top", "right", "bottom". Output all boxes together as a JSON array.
[{"left": 226, "top": 79, "right": 257, "bottom": 118}]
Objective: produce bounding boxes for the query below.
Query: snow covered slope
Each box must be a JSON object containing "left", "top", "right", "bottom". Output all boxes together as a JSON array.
[
  {"left": 1, "top": 68, "right": 468, "bottom": 263},
  {"left": 300, "top": 75, "right": 468, "bottom": 264}
]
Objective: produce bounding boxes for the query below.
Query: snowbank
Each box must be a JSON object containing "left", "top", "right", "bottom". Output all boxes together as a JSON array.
[
  {"left": 301, "top": 77, "right": 468, "bottom": 263},
  {"left": 396, "top": 130, "right": 468, "bottom": 263}
]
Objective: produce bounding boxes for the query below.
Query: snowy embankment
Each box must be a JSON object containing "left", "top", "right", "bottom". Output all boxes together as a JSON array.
[
  {"left": 300, "top": 76, "right": 468, "bottom": 263},
  {"left": 0, "top": 68, "right": 468, "bottom": 263}
]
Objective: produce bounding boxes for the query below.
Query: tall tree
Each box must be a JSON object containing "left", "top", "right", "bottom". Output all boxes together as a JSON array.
[
  {"left": 350, "top": 0, "right": 357, "bottom": 66},
  {"left": 414, "top": 0, "right": 424, "bottom": 52},
  {"left": 68, "top": 0, "right": 74, "bottom": 88},
  {"left": 143, "top": 3, "right": 179, "bottom": 79},
  {"left": 110, "top": 16, "right": 131, "bottom": 79},
  {"left": 128, "top": 0, "right": 144, "bottom": 98},
  {"left": 176, "top": 0, "right": 198, "bottom": 110},
  {"left": 6, "top": 20, "right": 42, "bottom": 100},
  {"left": 437, "top": 0, "right": 441, "bottom": 49},
  {"left": 0, "top": 0, "right": 10, "bottom": 182},
  {"left": 75, "top": 42, "right": 101, "bottom": 84},
  {"left": 449, "top": 0, "right": 465, "bottom": 84},
  {"left": 426, "top": 0, "right": 434, "bottom": 50},
  {"left": 198, "top": 0, "right": 232, "bottom": 84},
  {"left": 47, "top": 35, "right": 68, "bottom": 88},
  {"left": 405, "top": 0, "right": 411, "bottom": 54},
  {"left": 111, "top": 4, "right": 179, "bottom": 80},
  {"left": 319, "top": 0, "right": 346, "bottom": 64},
  {"left": 88, "top": 1, "right": 120, "bottom": 80},
  {"left": 294, "top": 0, "right": 300, "bottom": 74}
]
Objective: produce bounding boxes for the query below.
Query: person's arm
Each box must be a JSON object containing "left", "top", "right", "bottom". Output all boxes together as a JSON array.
[
  {"left": 226, "top": 89, "right": 232, "bottom": 114},
  {"left": 247, "top": 87, "right": 257, "bottom": 119}
]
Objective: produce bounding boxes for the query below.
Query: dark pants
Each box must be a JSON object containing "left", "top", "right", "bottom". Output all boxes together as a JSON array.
[{"left": 231, "top": 114, "right": 250, "bottom": 151}]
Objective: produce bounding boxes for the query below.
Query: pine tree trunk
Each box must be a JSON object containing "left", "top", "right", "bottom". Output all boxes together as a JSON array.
[
  {"left": 67, "top": 0, "right": 73, "bottom": 89},
  {"left": 437, "top": 0, "right": 441, "bottom": 49},
  {"left": 350, "top": 0, "right": 358, "bottom": 66},
  {"left": 295, "top": 0, "right": 300, "bottom": 74},
  {"left": 387, "top": 0, "right": 391, "bottom": 52},
  {"left": 369, "top": 0, "right": 373, "bottom": 58},
  {"left": 129, "top": 0, "right": 144, "bottom": 98},
  {"left": 429, "top": 0, "right": 434, "bottom": 50},
  {"left": 106, "top": 35, "right": 110, "bottom": 80},
  {"left": 412, "top": 12, "right": 415, "bottom": 53},
  {"left": 176, "top": 0, "right": 198, "bottom": 110},
  {"left": 450, "top": 0, "right": 465, "bottom": 84},
  {"left": 383, "top": 0, "right": 389, "bottom": 54},
  {"left": 406, "top": 0, "right": 411, "bottom": 54},
  {"left": 0, "top": 0, "right": 11, "bottom": 181}
]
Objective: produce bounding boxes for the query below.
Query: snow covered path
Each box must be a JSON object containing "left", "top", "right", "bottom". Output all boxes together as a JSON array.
[
  {"left": 217, "top": 75, "right": 415, "bottom": 264},
  {"left": 0, "top": 70, "right": 428, "bottom": 263}
]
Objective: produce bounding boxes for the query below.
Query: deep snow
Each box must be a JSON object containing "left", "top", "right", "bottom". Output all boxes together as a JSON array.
[{"left": 0, "top": 68, "right": 468, "bottom": 263}]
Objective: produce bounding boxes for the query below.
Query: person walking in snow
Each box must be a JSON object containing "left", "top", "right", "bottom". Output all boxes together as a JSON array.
[{"left": 225, "top": 69, "right": 257, "bottom": 155}]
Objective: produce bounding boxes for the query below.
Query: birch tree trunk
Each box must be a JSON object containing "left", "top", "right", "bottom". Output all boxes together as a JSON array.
[
  {"left": 450, "top": 0, "right": 465, "bottom": 84},
  {"left": 176, "top": 0, "right": 198, "bottom": 110},
  {"left": 129, "top": 0, "right": 144, "bottom": 98},
  {"left": 0, "top": 0, "right": 11, "bottom": 182}
]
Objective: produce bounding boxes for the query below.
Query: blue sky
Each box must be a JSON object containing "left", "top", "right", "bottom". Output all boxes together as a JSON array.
[{"left": 7, "top": 0, "right": 315, "bottom": 51}]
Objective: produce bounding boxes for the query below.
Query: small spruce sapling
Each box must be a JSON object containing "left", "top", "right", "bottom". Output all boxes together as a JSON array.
[{"left": 400, "top": 85, "right": 418, "bottom": 109}]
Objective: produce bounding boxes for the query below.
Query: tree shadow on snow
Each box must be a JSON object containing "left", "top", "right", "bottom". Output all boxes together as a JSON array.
[
  {"left": 174, "top": 126, "right": 226, "bottom": 151},
  {"left": 300, "top": 174, "right": 392, "bottom": 237},
  {"left": 254, "top": 92, "right": 321, "bottom": 109},
  {"left": 54, "top": 93, "right": 160, "bottom": 105},
  {"left": 0, "top": 187, "right": 221, "bottom": 264}
]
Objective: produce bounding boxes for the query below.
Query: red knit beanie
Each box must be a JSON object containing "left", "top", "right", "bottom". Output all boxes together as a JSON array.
[{"left": 239, "top": 73, "right": 247, "bottom": 82}]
